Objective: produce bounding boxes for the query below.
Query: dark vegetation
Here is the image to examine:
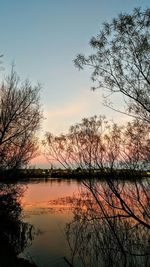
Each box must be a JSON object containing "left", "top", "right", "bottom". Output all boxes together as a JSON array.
[
  {"left": 0, "top": 68, "right": 42, "bottom": 176},
  {"left": 0, "top": 183, "right": 37, "bottom": 267},
  {"left": 0, "top": 68, "right": 40, "bottom": 265},
  {"left": 1, "top": 167, "right": 149, "bottom": 180}
]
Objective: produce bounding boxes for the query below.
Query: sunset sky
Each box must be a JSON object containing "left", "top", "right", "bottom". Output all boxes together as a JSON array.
[{"left": 0, "top": 0, "right": 149, "bottom": 167}]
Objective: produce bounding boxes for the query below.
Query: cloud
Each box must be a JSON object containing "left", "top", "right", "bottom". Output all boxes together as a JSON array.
[
  {"left": 41, "top": 88, "right": 130, "bottom": 135},
  {"left": 46, "top": 95, "right": 86, "bottom": 118},
  {"left": 42, "top": 90, "right": 94, "bottom": 134}
]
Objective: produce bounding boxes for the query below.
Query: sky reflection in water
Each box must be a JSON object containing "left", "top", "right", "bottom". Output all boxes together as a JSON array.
[
  {"left": 9, "top": 178, "right": 149, "bottom": 267},
  {"left": 20, "top": 179, "right": 80, "bottom": 267}
]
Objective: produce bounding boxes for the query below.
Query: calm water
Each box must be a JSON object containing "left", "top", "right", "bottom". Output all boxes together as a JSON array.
[
  {"left": 0, "top": 178, "right": 149, "bottom": 267},
  {"left": 20, "top": 179, "right": 80, "bottom": 267}
]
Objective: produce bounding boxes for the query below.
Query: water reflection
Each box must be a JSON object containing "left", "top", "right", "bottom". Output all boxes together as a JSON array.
[
  {"left": 0, "top": 183, "right": 36, "bottom": 267},
  {"left": 65, "top": 181, "right": 150, "bottom": 267},
  {"left": 0, "top": 179, "right": 149, "bottom": 267}
]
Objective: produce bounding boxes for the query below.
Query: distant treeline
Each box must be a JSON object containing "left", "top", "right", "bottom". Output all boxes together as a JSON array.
[{"left": 0, "top": 167, "right": 149, "bottom": 180}]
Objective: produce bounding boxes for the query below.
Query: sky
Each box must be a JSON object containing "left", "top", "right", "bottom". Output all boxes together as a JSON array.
[{"left": 0, "top": 0, "right": 149, "bottom": 167}]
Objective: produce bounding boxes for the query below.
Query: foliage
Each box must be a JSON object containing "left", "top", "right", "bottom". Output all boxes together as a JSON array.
[
  {"left": 74, "top": 8, "right": 150, "bottom": 123},
  {"left": 0, "top": 68, "right": 42, "bottom": 171},
  {"left": 0, "top": 183, "right": 36, "bottom": 266},
  {"left": 44, "top": 116, "right": 150, "bottom": 172}
]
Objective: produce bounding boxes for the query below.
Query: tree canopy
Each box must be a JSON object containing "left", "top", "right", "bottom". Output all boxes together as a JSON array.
[
  {"left": 44, "top": 116, "right": 150, "bottom": 172},
  {"left": 74, "top": 8, "right": 150, "bottom": 123},
  {"left": 0, "top": 69, "right": 42, "bottom": 172}
]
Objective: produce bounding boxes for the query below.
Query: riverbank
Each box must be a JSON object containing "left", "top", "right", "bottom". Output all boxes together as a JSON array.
[{"left": 0, "top": 168, "right": 149, "bottom": 181}]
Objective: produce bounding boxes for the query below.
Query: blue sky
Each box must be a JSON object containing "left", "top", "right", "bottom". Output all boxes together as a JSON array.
[{"left": 0, "top": 0, "right": 149, "bottom": 166}]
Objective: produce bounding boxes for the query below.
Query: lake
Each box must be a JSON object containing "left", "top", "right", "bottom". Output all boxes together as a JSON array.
[
  {"left": 0, "top": 178, "right": 149, "bottom": 267},
  {"left": 20, "top": 179, "right": 80, "bottom": 267}
]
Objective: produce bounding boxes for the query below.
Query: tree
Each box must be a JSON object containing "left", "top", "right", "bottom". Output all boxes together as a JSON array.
[
  {"left": 44, "top": 116, "right": 122, "bottom": 172},
  {"left": 44, "top": 116, "right": 150, "bottom": 238},
  {"left": 74, "top": 8, "right": 150, "bottom": 123},
  {"left": 121, "top": 119, "right": 150, "bottom": 171},
  {"left": 44, "top": 116, "right": 150, "bottom": 172},
  {"left": 0, "top": 183, "right": 37, "bottom": 266},
  {"left": 68, "top": 116, "right": 108, "bottom": 172},
  {"left": 0, "top": 69, "right": 42, "bottom": 172}
]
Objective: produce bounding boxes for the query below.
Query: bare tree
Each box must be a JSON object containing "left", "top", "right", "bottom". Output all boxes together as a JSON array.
[
  {"left": 44, "top": 116, "right": 149, "bottom": 173},
  {"left": 44, "top": 116, "right": 121, "bottom": 172},
  {"left": 44, "top": 116, "right": 150, "bottom": 234},
  {"left": 74, "top": 8, "right": 150, "bottom": 123},
  {"left": 44, "top": 132, "right": 74, "bottom": 169},
  {"left": 121, "top": 119, "right": 150, "bottom": 171},
  {"left": 73, "top": 7, "right": 150, "bottom": 239},
  {"left": 68, "top": 116, "right": 108, "bottom": 172},
  {"left": 0, "top": 69, "right": 42, "bottom": 172}
]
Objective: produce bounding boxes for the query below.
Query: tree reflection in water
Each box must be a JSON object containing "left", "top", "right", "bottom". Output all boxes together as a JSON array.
[
  {"left": 65, "top": 180, "right": 150, "bottom": 267},
  {"left": 0, "top": 183, "right": 37, "bottom": 267}
]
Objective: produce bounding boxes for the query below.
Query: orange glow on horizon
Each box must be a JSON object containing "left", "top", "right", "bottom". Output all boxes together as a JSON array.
[{"left": 30, "top": 154, "right": 49, "bottom": 168}]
